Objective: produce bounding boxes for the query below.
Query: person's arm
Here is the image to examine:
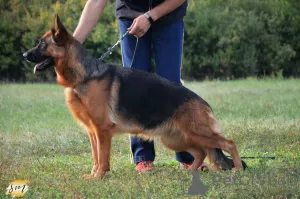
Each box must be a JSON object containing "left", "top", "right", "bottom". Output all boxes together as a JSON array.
[
  {"left": 148, "top": 0, "right": 186, "bottom": 22},
  {"left": 73, "top": 0, "right": 108, "bottom": 43},
  {"left": 129, "top": 0, "right": 186, "bottom": 37}
]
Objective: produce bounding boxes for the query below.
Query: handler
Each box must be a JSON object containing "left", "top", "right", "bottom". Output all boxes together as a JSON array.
[{"left": 74, "top": 0, "right": 206, "bottom": 173}]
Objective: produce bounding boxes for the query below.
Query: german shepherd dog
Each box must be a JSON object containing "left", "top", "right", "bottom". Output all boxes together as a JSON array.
[{"left": 23, "top": 14, "right": 246, "bottom": 179}]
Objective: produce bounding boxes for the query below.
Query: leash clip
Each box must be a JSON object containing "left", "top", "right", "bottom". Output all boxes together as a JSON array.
[{"left": 98, "top": 30, "right": 129, "bottom": 62}]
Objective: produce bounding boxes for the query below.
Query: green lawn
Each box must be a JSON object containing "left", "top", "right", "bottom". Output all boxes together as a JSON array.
[{"left": 0, "top": 79, "right": 300, "bottom": 198}]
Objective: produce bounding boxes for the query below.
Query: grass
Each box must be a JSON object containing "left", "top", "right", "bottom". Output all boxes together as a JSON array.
[{"left": 0, "top": 79, "right": 300, "bottom": 198}]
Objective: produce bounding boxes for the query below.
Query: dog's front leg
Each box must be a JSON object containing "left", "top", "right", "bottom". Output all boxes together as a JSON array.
[
  {"left": 93, "top": 128, "right": 112, "bottom": 179},
  {"left": 64, "top": 88, "right": 99, "bottom": 178},
  {"left": 86, "top": 131, "right": 98, "bottom": 177}
]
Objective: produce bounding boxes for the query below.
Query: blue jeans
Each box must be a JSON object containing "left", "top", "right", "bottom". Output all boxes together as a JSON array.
[{"left": 118, "top": 19, "right": 194, "bottom": 164}]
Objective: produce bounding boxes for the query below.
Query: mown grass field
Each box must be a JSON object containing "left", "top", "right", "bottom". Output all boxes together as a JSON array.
[{"left": 0, "top": 79, "right": 300, "bottom": 198}]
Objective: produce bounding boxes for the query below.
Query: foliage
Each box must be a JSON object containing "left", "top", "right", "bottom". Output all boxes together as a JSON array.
[
  {"left": 183, "top": 0, "right": 300, "bottom": 79},
  {"left": 0, "top": 0, "right": 300, "bottom": 81}
]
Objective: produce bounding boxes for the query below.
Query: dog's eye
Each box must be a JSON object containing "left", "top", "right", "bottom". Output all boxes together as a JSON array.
[{"left": 35, "top": 39, "right": 46, "bottom": 46}]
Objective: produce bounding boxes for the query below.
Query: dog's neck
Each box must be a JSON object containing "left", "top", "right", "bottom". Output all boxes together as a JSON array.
[
  {"left": 77, "top": 45, "right": 109, "bottom": 79},
  {"left": 56, "top": 40, "right": 113, "bottom": 88}
]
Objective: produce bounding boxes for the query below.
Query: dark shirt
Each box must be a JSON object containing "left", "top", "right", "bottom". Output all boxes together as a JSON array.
[{"left": 116, "top": 0, "right": 187, "bottom": 26}]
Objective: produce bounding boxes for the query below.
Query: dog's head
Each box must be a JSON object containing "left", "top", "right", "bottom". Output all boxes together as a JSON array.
[{"left": 23, "top": 14, "right": 71, "bottom": 74}]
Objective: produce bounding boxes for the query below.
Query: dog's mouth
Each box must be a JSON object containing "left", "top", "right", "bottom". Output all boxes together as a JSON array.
[{"left": 33, "top": 57, "right": 54, "bottom": 74}]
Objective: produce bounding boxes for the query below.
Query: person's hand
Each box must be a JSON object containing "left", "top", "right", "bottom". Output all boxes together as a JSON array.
[{"left": 128, "top": 14, "right": 151, "bottom": 38}]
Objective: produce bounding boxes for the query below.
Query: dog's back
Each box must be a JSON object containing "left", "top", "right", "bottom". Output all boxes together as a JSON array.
[{"left": 114, "top": 65, "right": 209, "bottom": 129}]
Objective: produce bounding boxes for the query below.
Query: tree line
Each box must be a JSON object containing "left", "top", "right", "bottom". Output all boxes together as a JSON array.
[{"left": 1, "top": 0, "right": 299, "bottom": 81}]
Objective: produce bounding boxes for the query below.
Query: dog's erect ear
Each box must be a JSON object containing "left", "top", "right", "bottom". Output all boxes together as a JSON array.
[{"left": 51, "top": 14, "right": 68, "bottom": 44}]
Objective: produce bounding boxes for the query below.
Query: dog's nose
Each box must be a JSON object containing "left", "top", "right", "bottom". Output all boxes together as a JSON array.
[{"left": 23, "top": 52, "right": 28, "bottom": 58}]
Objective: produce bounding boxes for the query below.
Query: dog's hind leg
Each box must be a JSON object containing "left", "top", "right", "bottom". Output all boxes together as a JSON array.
[
  {"left": 174, "top": 99, "right": 243, "bottom": 170},
  {"left": 65, "top": 88, "right": 98, "bottom": 179},
  {"left": 188, "top": 133, "right": 243, "bottom": 170}
]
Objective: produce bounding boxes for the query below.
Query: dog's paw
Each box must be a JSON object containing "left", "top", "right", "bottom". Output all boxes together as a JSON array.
[
  {"left": 93, "top": 170, "right": 110, "bottom": 179},
  {"left": 81, "top": 174, "right": 96, "bottom": 179},
  {"left": 91, "top": 165, "right": 98, "bottom": 175},
  {"left": 232, "top": 166, "right": 243, "bottom": 172}
]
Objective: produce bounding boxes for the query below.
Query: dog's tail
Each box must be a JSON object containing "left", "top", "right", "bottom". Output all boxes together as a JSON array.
[{"left": 206, "top": 148, "right": 247, "bottom": 170}]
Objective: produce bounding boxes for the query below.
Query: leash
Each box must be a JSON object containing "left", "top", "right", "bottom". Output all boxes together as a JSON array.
[
  {"left": 98, "top": 30, "right": 139, "bottom": 68},
  {"left": 232, "top": 156, "right": 276, "bottom": 160},
  {"left": 227, "top": 156, "right": 298, "bottom": 160}
]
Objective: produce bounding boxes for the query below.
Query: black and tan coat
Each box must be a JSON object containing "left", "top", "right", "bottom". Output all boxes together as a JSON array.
[{"left": 23, "top": 14, "right": 246, "bottom": 179}]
